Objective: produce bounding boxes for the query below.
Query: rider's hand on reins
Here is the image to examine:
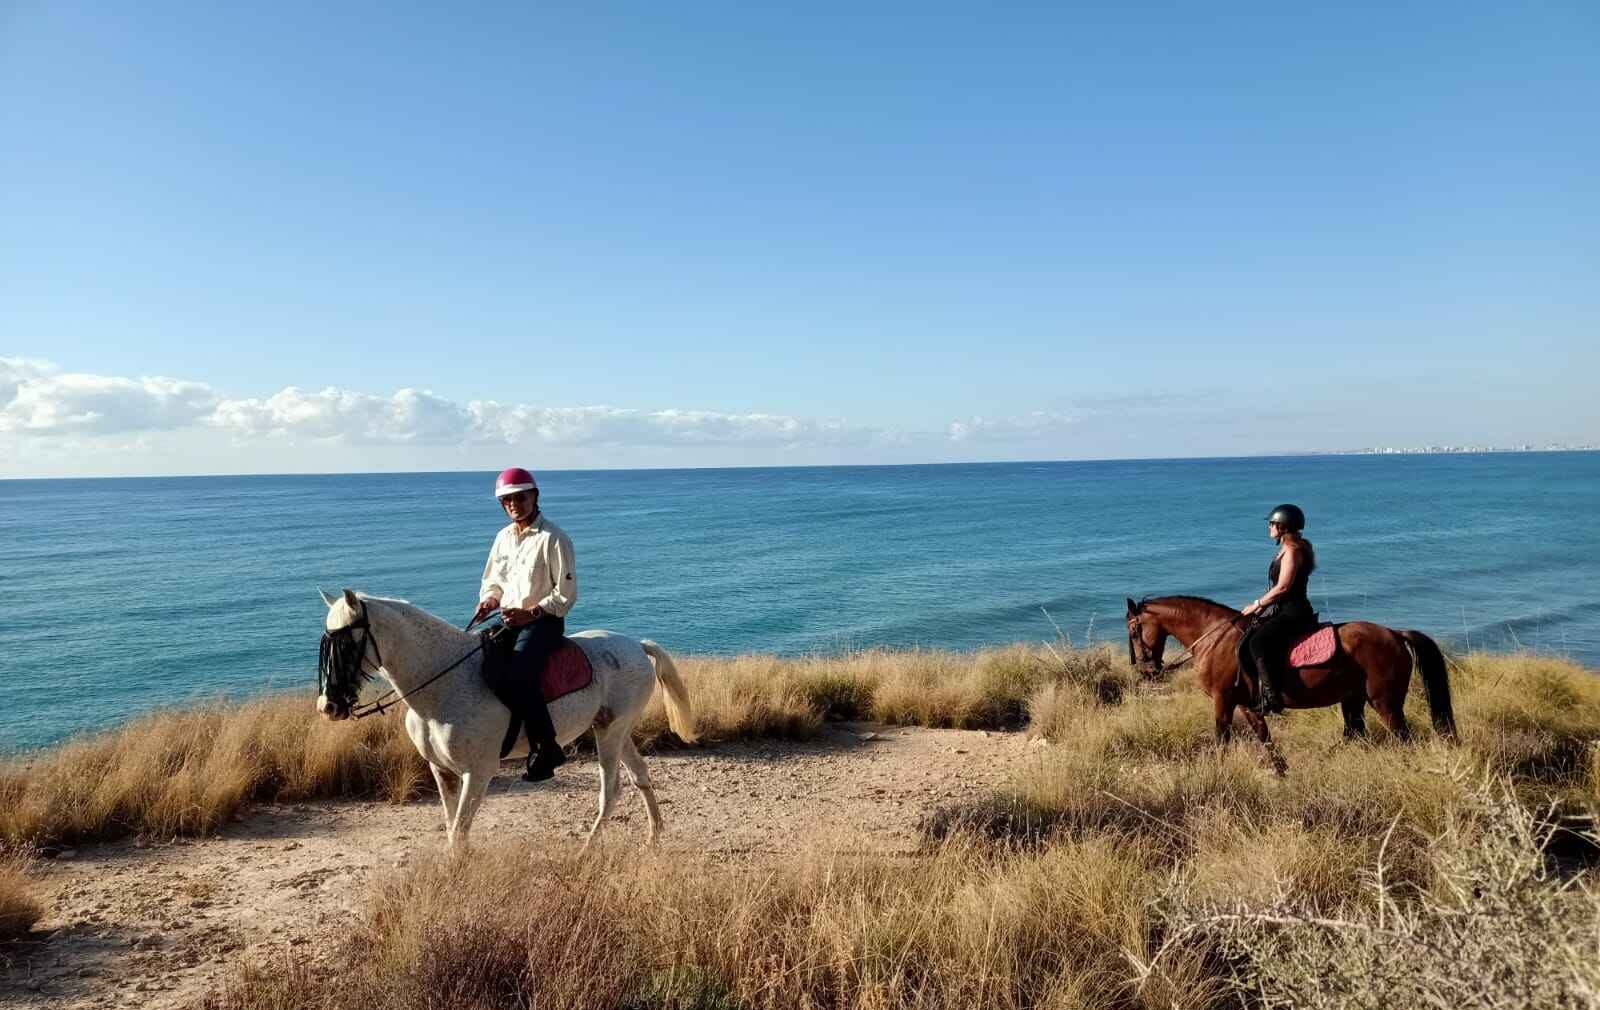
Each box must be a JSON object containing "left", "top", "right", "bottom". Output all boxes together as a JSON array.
[{"left": 501, "top": 606, "right": 541, "bottom": 628}]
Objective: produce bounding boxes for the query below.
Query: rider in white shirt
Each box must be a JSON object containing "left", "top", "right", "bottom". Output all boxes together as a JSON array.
[{"left": 472, "top": 467, "right": 578, "bottom": 781}]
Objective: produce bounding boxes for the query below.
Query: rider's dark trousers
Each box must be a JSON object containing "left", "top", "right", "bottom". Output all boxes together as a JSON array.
[
  {"left": 509, "top": 614, "right": 565, "bottom": 744},
  {"left": 1240, "top": 601, "right": 1313, "bottom": 695}
]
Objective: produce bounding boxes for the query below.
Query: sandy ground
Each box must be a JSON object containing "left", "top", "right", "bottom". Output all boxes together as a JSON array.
[{"left": 1, "top": 723, "right": 1039, "bottom": 1010}]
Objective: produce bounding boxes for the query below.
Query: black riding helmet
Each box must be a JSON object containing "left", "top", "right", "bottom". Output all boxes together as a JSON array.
[{"left": 1266, "top": 503, "right": 1306, "bottom": 531}]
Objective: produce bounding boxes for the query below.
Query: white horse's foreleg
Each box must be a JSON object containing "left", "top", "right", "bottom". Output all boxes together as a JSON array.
[
  {"left": 618, "top": 737, "right": 663, "bottom": 845},
  {"left": 581, "top": 727, "right": 626, "bottom": 855},
  {"left": 450, "top": 770, "right": 492, "bottom": 850},
  {"left": 430, "top": 764, "right": 461, "bottom": 845}
]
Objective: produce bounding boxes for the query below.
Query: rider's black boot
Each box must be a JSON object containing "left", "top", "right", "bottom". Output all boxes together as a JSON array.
[
  {"left": 1254, "top": 673, "right": 1284, "bottom": 715},
  {"left": 523, "top": 735, "right": 566, "bottom": 782}
]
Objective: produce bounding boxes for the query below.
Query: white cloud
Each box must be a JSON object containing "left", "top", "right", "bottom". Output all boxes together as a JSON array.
[
  {"left": 947, "top": 410, "right": 1078, "bottom": 442},
  {"left": 468, "top": 401, "right": 868, "bottom": 448},
  {"left": 0, "top": 358, "right": 55, "bottom": 406},
  {"left": 0, "top": 359, "right": 883, "bottom": 450},
  {"left": 210, "top": 386, "right": 473, "bottom": 443},
  {"left": 0, "top": 358, "right": 219, "bottom": 435},
  {"left": 2, "top": 358, "right": 1090, "bottom": 470}
]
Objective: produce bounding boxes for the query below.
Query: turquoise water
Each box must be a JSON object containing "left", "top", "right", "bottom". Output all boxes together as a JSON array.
[{"left": 3, "top": 453, "right": 1596, "bottom": 753}]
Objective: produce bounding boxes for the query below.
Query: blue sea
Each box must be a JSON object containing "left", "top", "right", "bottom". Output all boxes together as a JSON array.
[{"left": 3, "top": 453, "right": 1596, "bottom": 754}]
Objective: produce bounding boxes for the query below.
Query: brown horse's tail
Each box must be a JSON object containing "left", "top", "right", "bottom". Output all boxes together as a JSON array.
[{"left": 1401, "top": 630, "right": 1457, "bottom": 740}]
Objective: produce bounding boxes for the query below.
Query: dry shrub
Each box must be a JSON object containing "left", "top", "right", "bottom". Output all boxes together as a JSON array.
[
  {"left": 0, "top": 852, "right": 42, "bottom": 943},
  {"left": 1025, "top": 647, "right": 1137, "bottom": 742},
  {"left": 1183, "top": 813, "right": 1371, "bottom": 912},
  {"left": 207, "top": 833, "right": 1209, "bottom": 1010},
  {"left": 1025, "top": 680, "right": 1098, "bottom": 742},
  {"left": 637, "top": 643, "right": 1136, "bottom": 747},
  {"left": 1073, "top": 692, "right": 1218, "bottom": 762},
  {"left": 932, "top": 743, "right": 1467, "bottom": 904},
  {"left": 1182, "top": 776, "right": 1600, "bottom": 1009},
  {"left": 1451, "top": 653, "right": 1600, "bottom": 794},
  {"left": 0, "top": 694, "right": 426, "bottom": 848},
  {"left": 636, "top": 654, "right": 826, "bottom": 748}
]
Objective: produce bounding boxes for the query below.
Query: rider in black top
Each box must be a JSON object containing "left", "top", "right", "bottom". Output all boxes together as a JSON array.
[{"left": 1238, "top": 504, "right": 1317, "bottom": 714}]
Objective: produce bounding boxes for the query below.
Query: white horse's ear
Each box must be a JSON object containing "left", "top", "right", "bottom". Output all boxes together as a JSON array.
[
  {"left": 319, "top": 588, "right": 337, "bottom": 608},
  {"left": 342, "top": 588, "right": 360, "bottom": 609}
]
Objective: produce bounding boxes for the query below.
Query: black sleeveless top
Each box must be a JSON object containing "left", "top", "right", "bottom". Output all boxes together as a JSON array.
[{"left": 1267, "top": 539, "right": 1315, "bottom": 610}]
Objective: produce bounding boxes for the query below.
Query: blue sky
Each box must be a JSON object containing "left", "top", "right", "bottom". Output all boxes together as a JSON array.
[{"left": 2, "top": 1, "right": 1596, "bottom": 476}]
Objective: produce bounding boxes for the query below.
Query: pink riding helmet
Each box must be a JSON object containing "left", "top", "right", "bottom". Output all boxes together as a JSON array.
[{"left": 494, "top": 467, "right": 538, "bottom": 498}]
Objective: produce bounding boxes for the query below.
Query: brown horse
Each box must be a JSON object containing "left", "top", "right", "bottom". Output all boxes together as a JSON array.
[{"left": 1125, "top": 595, "right": 1456, "bottom": 771}]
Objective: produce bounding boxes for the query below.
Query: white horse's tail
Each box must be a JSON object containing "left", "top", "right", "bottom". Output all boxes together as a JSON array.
[{"left": 641, "top": 639, "right": 698, "bottom": 744}]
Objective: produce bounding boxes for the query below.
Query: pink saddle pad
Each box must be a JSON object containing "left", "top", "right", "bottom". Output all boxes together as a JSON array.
[
  {"left": 542, "top": 639, "right": 594, "bottom": 702},
  {"left": 1288, "top": 625, "right": 1337, "bottom": 667}
]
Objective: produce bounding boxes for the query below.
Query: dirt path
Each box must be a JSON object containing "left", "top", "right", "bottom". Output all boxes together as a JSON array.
[{"left": 3, "top": 723, "right": 1038, "bottom": 1009}]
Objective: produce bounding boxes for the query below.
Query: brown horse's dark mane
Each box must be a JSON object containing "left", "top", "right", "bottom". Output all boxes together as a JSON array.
[{"left": 1138, "top": 594, "right": 1239, "bottom": 614}]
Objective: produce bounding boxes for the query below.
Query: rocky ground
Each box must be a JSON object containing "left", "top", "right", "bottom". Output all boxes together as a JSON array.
[{"left": 1, "top": 722, "right": 1038, "bottom": 1009}]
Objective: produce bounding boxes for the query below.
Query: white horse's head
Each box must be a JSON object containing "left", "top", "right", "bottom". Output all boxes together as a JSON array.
[{"left": 317, "top": 588, "right": 371, "bottom": 720}]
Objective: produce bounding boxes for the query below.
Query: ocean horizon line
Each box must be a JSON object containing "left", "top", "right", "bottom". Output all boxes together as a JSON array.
[{"left": 6, "top": 446, "right": 1596, "bottom": 484}]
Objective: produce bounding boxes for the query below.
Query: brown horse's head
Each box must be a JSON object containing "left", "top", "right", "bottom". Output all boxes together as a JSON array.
[{"left": 1125, "top": 597, "right": 1170, "bottom": 679}]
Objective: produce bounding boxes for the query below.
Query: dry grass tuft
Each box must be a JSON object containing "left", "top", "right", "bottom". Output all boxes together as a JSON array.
[
  {"left": 1184, "top": 776, "right": 1600, "bottom": 1009},
  {"left": 1450, "top": 652, "right": 1600, "bottom": 796},
  {"left": 0, "top": 852, "right": 42, "bottom": 943},
  {"left": 0, "top": 694, "right": 426, "bottom": 848},
  {"left": 632, "top": 644, "right": 1133, "bottom": 746},
  {"left": 206, "top": 832, "right": 1216, "bottom": 1010}
]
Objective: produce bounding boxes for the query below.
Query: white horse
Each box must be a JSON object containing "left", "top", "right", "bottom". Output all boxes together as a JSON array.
[{"left": 315, "top": 589, "right": 697, "bottom": 851}]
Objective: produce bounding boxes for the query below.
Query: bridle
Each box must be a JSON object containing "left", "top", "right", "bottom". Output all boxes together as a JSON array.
[
  {"left": 319, "top": 599, "right": 489, "bottom": 720},
  {"left": 318, "top": 600, "right": 383, "bottom": 706},
  {"left": 1127, "top": 607, "right": 1242, "bottom": 676}
]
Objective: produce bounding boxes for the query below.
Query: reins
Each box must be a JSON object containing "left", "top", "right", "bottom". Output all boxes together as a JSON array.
[
  {"left": 327, "top": 600, "right": 494, "bottom": 720},
  {"left": 349, "top": 640, "right": 488, "bottom": 719},
  {"left": 1131, "top": 611, "right": 1244, "bottom": 674},
  {"left": 1160, "top": 616, "right": 1240, "bottom": 672}
]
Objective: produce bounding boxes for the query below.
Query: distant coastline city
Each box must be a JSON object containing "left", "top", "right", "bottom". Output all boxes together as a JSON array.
[{"left": 1316, "top": 443, "right": 1597, "bottom": 456}]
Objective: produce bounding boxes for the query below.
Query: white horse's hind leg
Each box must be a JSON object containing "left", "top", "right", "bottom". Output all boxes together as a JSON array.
[
  {"left": 581, "top": 726, "right": 627, "bottom": 855},
  {"left": 450, "top": 770, "right": 492, "bottom": 850},
  {"left": 429, "top": 764, "right": 461, "bottom": 845},
  {"left": 619, "top": 738, "right": 664, "bottom": 845}
]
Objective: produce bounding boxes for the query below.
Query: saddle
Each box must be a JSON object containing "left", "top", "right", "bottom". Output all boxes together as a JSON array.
[
  {"left": 480, "top": 628, "right": 595, "bottom": 758},
  {"left": 1236, "top": 622, "right": 1340, "bottom": 698},
  {"left": 1287, "top": 624, "right": 1338, "bottom": 668}
]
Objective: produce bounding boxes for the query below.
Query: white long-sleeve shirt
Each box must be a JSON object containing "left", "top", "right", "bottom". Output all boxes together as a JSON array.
[{"left": 478, "top": 514, "right": 578, "bottom": 618}]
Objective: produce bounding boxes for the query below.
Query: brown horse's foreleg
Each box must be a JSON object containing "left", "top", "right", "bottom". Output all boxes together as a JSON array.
[
  {"left": 1239, "top": 708, "right": 1289, "bottom": 776},
  {"left": 1340, "top": 695, "right": 1368, "bottom": 740},
  {"left": 1213, "top": 693, "right": 1235, "bottom": 744}
]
